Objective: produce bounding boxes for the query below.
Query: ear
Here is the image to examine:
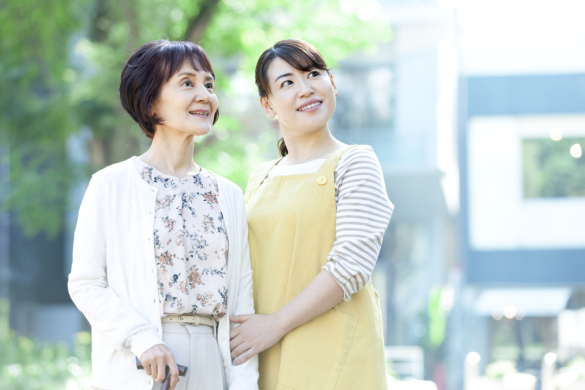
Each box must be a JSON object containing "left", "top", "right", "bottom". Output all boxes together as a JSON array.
[
  {"left": 260, "top": 97, "right": 277, "bottom": 119},
  {"left": 329, "top": 73, "right": 338, "bottom": 96}
]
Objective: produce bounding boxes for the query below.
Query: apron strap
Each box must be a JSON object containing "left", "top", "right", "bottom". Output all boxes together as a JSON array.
[
  {"left": 245, "top": 145, "right": 356, "bottom": 201},
  {"left": 244, "top": 158, "right": 281, "bottom": 200},
  {"left": 316, "top": 144, "right": 357, "bottom": 177}
]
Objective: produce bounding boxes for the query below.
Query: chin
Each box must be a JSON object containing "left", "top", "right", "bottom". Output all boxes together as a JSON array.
[{"left": 186, "top": 126, "right": 212, "bottom": 137}]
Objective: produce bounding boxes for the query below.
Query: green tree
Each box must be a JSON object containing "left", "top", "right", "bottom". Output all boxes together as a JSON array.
[
  {"left": 0, "top": 299, "right": 92, "bottom": 389},
  {"left": 1, "top": 0, "right": 391, "bottom": 237}
]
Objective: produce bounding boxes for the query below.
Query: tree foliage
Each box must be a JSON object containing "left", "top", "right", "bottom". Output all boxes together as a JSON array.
[
  {"left": 0, "top": 0, "right": 391, "bottom": 236},
  {"left": 0, "top": 300, "right": 92, "bottom": 389}
]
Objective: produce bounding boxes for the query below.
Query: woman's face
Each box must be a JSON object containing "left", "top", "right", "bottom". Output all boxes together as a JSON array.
[
  {"left": 261, "top": 57, "right": 337, "bottom": 135},
  {"left": 152, "top": 61, "right": 218, "bottom": 137}
]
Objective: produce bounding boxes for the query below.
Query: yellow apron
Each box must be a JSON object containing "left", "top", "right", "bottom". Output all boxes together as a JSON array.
[{"left": 245, "top": 146, "right": 388, "bottom": 390}]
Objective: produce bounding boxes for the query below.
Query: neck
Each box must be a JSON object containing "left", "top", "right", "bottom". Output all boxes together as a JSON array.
[
  {"left": 140, "top": 128, "right": 198, "bottom": 176},
  {"left": 281, "top": 126, "right": 345, "bottom": 164}
]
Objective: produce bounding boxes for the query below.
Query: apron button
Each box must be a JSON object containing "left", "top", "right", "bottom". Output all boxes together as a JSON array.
[{"left": 317, "top": 176, "right": 328, "bottom": 185}]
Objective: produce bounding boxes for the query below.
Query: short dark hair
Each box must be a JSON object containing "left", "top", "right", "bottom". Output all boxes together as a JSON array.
[
  {"left": 119, "top": 40, "right": 219, "bottom": 139},
  {"left": 255, "top": 39, "right": 330, "bottom": 156}
]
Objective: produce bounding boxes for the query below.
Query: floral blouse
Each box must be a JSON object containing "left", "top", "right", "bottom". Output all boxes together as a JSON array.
[{"left": 135, "top": 158, "right": 228, "bottom": 320}]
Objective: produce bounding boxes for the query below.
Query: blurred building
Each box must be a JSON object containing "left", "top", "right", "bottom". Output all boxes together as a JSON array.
[
  {"left": 334, "top": 1, "right": 585, "bottom": 389},
  {"left": 332, "top": 0, "right": 459, "bottom": 386},
  {"left": 456, "top": 0, "right": 585, "bottom": 389}
]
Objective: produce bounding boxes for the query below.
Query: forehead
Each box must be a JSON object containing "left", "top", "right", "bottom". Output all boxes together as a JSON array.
[
  {"left": 267, "top": 57, "right": 301, "bottom": 82},
  {"left": 172, "top": 61, "right": 214, "bottom": 79}
]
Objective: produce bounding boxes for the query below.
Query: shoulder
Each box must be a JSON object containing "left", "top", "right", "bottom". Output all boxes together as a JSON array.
[
  {"left": 207, "top": 170, "right": 244, "bottom": 200},
  {"left": 245, "top": 158, "right": 280, "bottom": 192},
  {"left": 87, "top": 158, "right": 135, "bottom": 192},
  {"left": 250, "top": 158, "right": 280, "bottom": 179},
  {"left": 340, "top": 145, "right": 379, "bottom": 164},
  {"left": 337, "top": 145, "right": 383, "bottom": 172},
  {"left": 92, "top": 158, "right": 134, "bottom": 182}
]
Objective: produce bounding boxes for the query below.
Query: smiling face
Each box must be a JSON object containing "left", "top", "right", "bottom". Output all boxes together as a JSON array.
[
  {"left": 261, "top": 57, "right": 337, "bottom": 136},
  {"left": 151, "top": 62, "right": 218, "bottom": 137}
]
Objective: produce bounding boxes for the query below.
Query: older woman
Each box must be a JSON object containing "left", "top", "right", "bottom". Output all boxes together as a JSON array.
[{"left": 68, "top": 40, "right": 258, "bottom": 390}]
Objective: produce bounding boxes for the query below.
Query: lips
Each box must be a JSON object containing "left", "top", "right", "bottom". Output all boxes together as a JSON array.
[
  {"left": 189, "top": 109, "right": 209, "bottom": 116},
  {"left": 297, "top": 99, "right": 322, "bottom": 111}
]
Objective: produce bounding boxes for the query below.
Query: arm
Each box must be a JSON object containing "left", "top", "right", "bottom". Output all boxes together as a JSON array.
[
  {"left": 230, "top": 270, "right": 343, "bottom": 365},
  {"left": 323, "top": 146, "right": 394, "bottom": 299},
  {"left": 230, "top": 146, "right": 393, "bottom": 365},
  {"left": 68, "top": 174, "right": 164, "bottom": 359}
]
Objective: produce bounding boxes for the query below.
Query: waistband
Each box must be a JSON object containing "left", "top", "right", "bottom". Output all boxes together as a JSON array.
[{"left": 161, "top": 314, "right": 216, "bottom": 327}]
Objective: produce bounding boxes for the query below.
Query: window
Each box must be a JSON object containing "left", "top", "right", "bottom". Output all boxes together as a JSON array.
[
  {"left": 522, "top": 137, "right": 585, "bottom": 198},
  {"left": 331, "top": 66, "right": 394, "bottom": 131}
]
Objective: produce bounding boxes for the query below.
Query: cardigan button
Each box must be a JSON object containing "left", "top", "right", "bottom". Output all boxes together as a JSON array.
[{"left": 317, "top": 176, "right": 328, "bottom": 185}]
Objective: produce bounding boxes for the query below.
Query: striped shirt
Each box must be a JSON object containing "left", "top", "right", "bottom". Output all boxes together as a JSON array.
[{"left": 266, "top": 145, "right": 394, "bottom": 300}]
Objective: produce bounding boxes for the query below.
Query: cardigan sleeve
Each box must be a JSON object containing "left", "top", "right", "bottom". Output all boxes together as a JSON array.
[
  {"left": 322, "top": 146, "right": 394, "bottom": 300},
  {"left": 227, "top": 187, "right": 259, "bottom": 389},
  {"left": 68, "top": 173, "right": 163, "bottom": 358}
]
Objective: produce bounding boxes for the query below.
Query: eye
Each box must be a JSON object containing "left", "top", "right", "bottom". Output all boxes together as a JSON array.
[
  {"left": 308, "top": 70, "right": 320, "bottom": 78},
  {"left": 181, "top": 79, "right": 193, "bottom": 87},
  {"left": 280, "top": 80, "right": 292, "bottom": 88},
  {"left": 205, "top": 82, "right": 214, "bottom": 89}
]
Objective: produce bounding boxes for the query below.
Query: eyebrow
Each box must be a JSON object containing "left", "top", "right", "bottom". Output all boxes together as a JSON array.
[
  {"left": 177, "top": 71, "right": 215, "bottom": 81},
  {"left": 274, "top": 73, "right": 292, "bottom": 83}
]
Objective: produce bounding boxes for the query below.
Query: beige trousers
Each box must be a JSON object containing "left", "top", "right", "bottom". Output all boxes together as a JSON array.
[
  {"left": 152, "top": 321, "right": 227, "bottom": 390},
  {"left": 92, "top": 322, "right": 226, "bottom": 390}
]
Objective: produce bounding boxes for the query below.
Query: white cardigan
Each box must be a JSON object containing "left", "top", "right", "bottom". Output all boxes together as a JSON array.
[{"left": 68, "top": 157, "right": 258, "bottom": 390}]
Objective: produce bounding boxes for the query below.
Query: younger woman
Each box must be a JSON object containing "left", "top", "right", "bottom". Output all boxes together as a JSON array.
[{"left": 230, "top": 40, "right": 393, "bottom": 389}]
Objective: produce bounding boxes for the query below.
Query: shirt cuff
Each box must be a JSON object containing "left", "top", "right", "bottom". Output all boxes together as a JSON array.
[
  {"left": 323, "top": 263, "right": 354, "bottom": 301},
  {"left": 129, "top": 329, "right": 165, "bottom": 359}
]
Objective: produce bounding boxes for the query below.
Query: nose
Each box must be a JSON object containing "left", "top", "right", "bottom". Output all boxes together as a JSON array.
[
  {"left": 194, "top": 84, "right": 211, "bottom": 103},
  {"left": 297, "top": 79, "right": 314, "bottom": 98}
]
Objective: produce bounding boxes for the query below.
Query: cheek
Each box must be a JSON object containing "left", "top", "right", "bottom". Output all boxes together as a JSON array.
[{"left": 208, "top": 95, "right": 218, "bottom": 111}]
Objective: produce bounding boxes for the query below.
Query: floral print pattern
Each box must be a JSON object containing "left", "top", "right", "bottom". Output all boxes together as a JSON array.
[{"left": 135, "top": 158, "right": 228, "bottom": 320}]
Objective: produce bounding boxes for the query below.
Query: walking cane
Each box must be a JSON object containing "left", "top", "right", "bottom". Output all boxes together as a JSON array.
[{"left": 137, "top": 357, "right": 188, "bottom": 390}]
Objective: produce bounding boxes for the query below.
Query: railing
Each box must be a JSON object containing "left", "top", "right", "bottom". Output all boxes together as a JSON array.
[
  {"left": 385, "top": 346, "right": 438, "bottom": 390},
  {"left": 464, "top": 352, "right": 585, "bottom": 390}
]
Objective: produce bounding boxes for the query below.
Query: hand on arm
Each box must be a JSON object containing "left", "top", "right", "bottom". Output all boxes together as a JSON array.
[
  {"left": 229, "top": 270, "right": 343, "bottom": 365},
  {"left": 139, "top": 344, "right": 180, "bottom": 389}
]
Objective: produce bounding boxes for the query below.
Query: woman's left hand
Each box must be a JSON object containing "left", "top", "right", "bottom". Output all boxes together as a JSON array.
[{"left": 230, "top": 314, "right": 285, "bottom": 366}]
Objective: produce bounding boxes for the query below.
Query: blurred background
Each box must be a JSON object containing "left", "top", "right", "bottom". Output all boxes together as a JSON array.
[{"left": 1, "top": 0, "right": 585, "bottom": 389}]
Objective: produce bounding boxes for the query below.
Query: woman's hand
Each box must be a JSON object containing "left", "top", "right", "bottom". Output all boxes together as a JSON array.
[
  {"left": 230, "top": 314, "right": 286, "bottom": 366},
  {"left": 140, "top": 344, "right": 179, "bottom": 389},
  {"left": 230, "top": 271, "right": 343, "bottom": 367}
]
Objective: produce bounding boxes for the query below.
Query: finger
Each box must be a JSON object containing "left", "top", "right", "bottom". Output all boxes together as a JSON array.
[
  {"left": 150, "top": 361, "right": 158, "bottom": 381},
  {"left": 230, "top": 315, "right": 250, "bottom": 323},
  {"left": 229, "top": 326, "right": 241, "bottom": 340},
  {"left": 144, "top": 362, "right": 152, "bottom": 376},
  {"left": 157, "top": 349, "right": 174, "bottom": 382},
  {"left": 234, "top": 348, "right": 253, "bottom": 366},
  {"left": 231, "top": 343, "right": 251, "bottom": 361},
  {"left": 230, "top": 334, "right": 245, "bottom": 352},
  {"left": 168, "top": 362, "right": 179, "bottom": 390},
  {"left": 155, "top": 360, "right": 167, "bottom": 382}
]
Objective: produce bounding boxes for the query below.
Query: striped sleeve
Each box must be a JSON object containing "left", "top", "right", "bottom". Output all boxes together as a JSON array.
[{"left": 322, "top": 145, "right": 394, "bottom": 300}]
